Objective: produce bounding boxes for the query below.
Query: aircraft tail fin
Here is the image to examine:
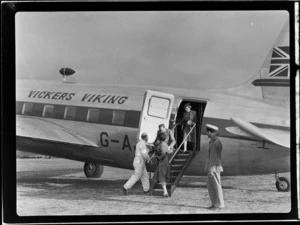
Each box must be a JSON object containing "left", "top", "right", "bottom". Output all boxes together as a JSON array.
[
  {"left": 251, "top": 20, "right": 290, "bottom": 106},
  {"left": 212, "top": 21, "right": 290, "bottom": 107}
]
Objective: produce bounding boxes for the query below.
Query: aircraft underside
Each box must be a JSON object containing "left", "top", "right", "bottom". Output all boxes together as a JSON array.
[{"left": 16, "top": 132, "right": 291, "bottom": 192}]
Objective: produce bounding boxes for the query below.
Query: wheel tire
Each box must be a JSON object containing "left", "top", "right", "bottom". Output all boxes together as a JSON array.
[
  {"left": 84, "top": 163, "right": 104, "bottom": 178},
  {"left": 275, "top": 177, "right": 290, "bottom": 192}
]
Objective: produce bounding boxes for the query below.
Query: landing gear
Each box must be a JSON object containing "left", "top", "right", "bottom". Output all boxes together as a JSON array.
[
  {"left": 275, "top": 173, "right": 290, "bottom": 192},
  {"left": 84, "top": 163, "right": 104, "bottom": 178}
]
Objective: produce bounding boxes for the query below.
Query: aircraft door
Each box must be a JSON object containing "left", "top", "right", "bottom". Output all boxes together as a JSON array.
[{"left": 139, "top": 90, "right": 175, "bottom": 143}]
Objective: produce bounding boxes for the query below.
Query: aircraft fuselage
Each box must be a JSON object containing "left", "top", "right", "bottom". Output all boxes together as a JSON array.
[{"left": 16, "top": 80, "right": 290, "bottom": 176}]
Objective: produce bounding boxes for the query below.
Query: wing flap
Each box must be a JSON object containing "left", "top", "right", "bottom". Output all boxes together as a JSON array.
[
  {"left": 227, "top": 117, "right": 289, "bottom": 148},
  {"left": 17, "top": 116, "right": 98, "bottom": 147}
]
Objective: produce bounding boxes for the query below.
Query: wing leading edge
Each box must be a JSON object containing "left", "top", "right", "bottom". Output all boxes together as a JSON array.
[
  {"left": 16, "top": 116, "right": 98, "bottom": 147},
  {"left": 225, "top": 117, "right": 289, "bottom": 148}
]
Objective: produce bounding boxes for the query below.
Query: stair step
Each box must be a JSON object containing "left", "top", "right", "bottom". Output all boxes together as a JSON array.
[
  {"left": 174, "top": 159, "right": 187, "bottom": 162},
  {"left": 171, "top": 174, "right": 180, "bottom": 178},
  {"left": 149, "top": 148, "right": 194, "bottom": 198},
  {"left": 178, "top": 150, "right": 191, "bottom": 154},
  {"left": 175, "top": 155, "right": 190, "bottom": 159},
  {"left": 153, "top": 183, "right": 171, "bottom": 189},
  {"left": 171, "top": 172, "right": 181, "bottom": 176},
  {"left": 151, "top": 189, "right": 171, "bottom": 197},
  {"left": 173, "top": 161, "right": 187, "bottom": 165},
  {"left": 175, "top": 152, "right": 189, "bottom": 156},
  {"left": 171, "top": 165, "right": 184, "bottom": 169},
  {"left": 172, "top": 163, "right": 186, "bottom": 167},
  {"left": 151, "top": 189, "right": 164, "bottom": 196},
  {"left": 177, "top": 152, "right": 190, "bottom": 155}
]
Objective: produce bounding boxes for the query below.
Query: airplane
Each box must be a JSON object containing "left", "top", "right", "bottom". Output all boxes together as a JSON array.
[{"left": 16, "top": 21, "right": 291, "bottom": 195}]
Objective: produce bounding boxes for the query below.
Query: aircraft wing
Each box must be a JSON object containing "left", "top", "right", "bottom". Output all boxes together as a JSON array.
[
  {"left": 16, "top": 116, "right": 98, "bottom": 147},
  {"left": 226, "top": 117, "right": 289, "bottom": 148}
]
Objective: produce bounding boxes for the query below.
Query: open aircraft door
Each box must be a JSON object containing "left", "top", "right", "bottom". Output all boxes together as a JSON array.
[{"left": 139, "top": 90, "right": 175, "bottom": 143}]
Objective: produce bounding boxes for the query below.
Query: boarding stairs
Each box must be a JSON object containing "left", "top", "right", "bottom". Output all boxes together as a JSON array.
[{"left": 149, "top": 124, "right": 196, "bottom": 197}]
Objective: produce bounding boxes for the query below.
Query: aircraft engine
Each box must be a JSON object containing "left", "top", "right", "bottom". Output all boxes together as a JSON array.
[{"left": 84, "top": 163, "right": 104, "bottom": 178}]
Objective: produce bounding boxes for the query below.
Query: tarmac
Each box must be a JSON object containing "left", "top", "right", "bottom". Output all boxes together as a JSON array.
[{"left": 17, "top": 158, "right": 291, "bottom": 216}]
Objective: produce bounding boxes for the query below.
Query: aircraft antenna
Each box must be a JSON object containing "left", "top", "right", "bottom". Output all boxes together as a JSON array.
[{"left": 59, "top": 67, "right": 76, "bottom": 83}]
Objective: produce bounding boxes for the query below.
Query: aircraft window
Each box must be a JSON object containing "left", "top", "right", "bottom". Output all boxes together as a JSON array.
[
  {"left": 98, "top": 108, "right": 113, "bottom": 125},
  {"left": 32, "top": 103, "right": 44, "bottom": 116},
  {"left": 16, "top": 102, "right": 23, "bottom": 114},
  {"left": 43, "top": 105, "right": 54, "bottom": 118},
  {"left": 147, "top": 96, "right": 170, "bottom": 119},
  {"left": 125, "top": 111, "right": 141, "bottom": 128},
  {"left": 87, "top": 109, "right": 99, "bottom": 122},
  {"left": 22, "top": 103, "right": 33, "bottom": 115},
  {"left": 112, "top": 110, "right": 125, "bottom": 125},
  {"left": 64, "top": 107, "right": 76, "bottom": 120},
  {"left": 76, "top": 107, "right": 88, "bottom": 122},
  {"left": 53, "top": 105, "right": 65, "bottom": 119}
]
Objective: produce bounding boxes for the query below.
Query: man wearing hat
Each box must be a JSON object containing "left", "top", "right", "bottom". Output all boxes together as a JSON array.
[
  {"left": 205, "top": 124, "right": 225, "bottom": 210},
  {"left": 122, "top": 133, "right": 151, "bottom": 195}
]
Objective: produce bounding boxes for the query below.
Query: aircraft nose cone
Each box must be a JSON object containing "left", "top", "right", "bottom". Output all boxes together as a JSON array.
[{"left": 59, "top": 67, "right": 76, "bottom": 76}]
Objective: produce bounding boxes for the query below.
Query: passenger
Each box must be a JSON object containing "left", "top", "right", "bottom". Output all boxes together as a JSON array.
[
  {"left": 122, "top": 133, "right": 151, "bottom": 195},
  {"left": 205, "top": 124, "right": 225, "bottom": 210},
  {"left": 156, "top": 132, "right": 173, "bottom": 198},
  {"left": 153, "top": 124, "right": 176, "bottom": 152},
  {"left": 179, "top": 103, "right": 197, "bottom": 152}
]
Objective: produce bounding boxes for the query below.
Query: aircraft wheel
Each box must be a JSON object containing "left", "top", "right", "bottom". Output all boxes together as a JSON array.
[
  {"left": 275, "top": 177, "right": 290, "bottom": 192},
  {"left": 84, "top": 163, "right": 104, "bottom": 178}
]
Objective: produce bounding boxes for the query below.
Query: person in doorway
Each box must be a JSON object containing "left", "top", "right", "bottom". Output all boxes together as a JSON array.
[
  {"left": 205, "top": 124, "right": 225, "bottom": 210},
  {"left": 180, "top": 103, "right": 197, "bottom": 152},
  {"left": 153, "top": 124, "right": 176, "bottom": 152},
  {"left": 156, "top": 132, "right": 173, "bottom": 198},
  {"left": 122, "top": 133, "right": 151, "bottom": 195}
]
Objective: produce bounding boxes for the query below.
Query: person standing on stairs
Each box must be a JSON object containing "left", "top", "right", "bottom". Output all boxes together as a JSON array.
[
  {"left": 156, "top": 132, "right": 173, "bottom": 198},
  {"left": 179, "top": 103, "right": 197, "bottom": 152},
  {"left": 153, "top": 124, "right": 176, "bottom": 152},
  {"left": 205, "top": 124, "right": 225, "bottom": 210}
]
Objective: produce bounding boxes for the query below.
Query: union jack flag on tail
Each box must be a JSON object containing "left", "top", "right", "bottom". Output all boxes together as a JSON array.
[
  {"left": 252, "top": 45, "right": 290, "bottom": 87},
  {"left": 269, "top": 46, "right": 290, "bottom": 78},
  {"left": 252, "top": 20, "right": 289, "bottom": 87}
]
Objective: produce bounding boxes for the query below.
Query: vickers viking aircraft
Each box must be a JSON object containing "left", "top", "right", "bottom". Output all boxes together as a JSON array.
[{"left": 16, "top": 21, "right": 291, "bottom": 195}]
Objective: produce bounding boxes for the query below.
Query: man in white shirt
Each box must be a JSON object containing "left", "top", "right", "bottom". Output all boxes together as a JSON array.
[{"left": 122, "top": 133, "right": 150, "bottom": 195}]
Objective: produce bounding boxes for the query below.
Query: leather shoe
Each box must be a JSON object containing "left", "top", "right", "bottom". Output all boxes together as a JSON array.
[
  {"left": 163, "top": 194, "right": 169, "bottom": 198},
  {"left": 122, "top": 186, "right": 128, "bottom": 195},
  {"left": 144, "top": 190, "right": 150, "bottom": 194}
]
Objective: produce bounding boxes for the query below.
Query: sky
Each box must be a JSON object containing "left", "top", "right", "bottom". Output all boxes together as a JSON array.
[{"left": 16, "top": 11, "right": 289, "bottom": 89}]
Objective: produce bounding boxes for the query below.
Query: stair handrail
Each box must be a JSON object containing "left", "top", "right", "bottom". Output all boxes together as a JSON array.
[{"left": 169, "top": 123, "right": 196, "bottom": 163}]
